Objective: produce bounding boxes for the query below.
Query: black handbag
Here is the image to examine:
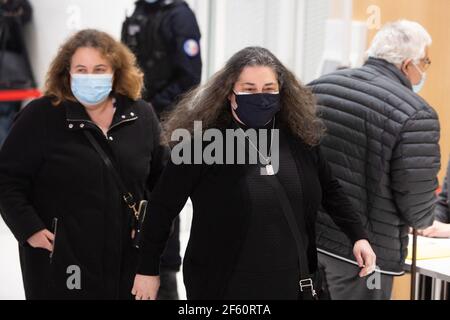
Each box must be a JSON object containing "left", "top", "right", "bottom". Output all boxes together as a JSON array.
[
  {"left": 83, "top": 130, "right": 147, "bottom": 249},
  {"left": 264, "top": 174, "right": 319, "bottom": 300},
  {"left": 0, "top": 16, "right": 36, "bottom": 90}
]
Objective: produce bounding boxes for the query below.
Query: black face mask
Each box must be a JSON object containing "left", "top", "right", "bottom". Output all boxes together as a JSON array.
[{"left": 233, "top": 91, "right": 281, "bottom": 128}]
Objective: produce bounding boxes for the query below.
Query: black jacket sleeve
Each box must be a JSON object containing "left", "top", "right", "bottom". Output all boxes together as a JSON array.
[
  {"left": 316, "top": 146, "right": 369, "bottom": 244},
  {"left": 138, "top": 142, "right": 203, "bottom": 275},
  {"left": 435, "top": 167, "right": 450, "bottom": 223},
  {"left": 151, "top": 4, "right": 202, "bottom": 113},
  {"left": 146, "top": 103, "right": 169, "bottom": 192},
  {"left": 391, "top": 110, "right": 441, "bottom": 229},
  {"left": 0, "top": 101, "right": 47, "bottom": 244}
]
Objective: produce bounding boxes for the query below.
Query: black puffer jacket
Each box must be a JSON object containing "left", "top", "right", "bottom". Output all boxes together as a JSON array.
[{"left": 309, "top": 58, "right": 440, "bottom": 274}]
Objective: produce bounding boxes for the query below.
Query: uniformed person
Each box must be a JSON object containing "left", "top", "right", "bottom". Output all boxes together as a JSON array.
[
  {"left": 121, "top": 0, "right": 202, "bottom": 300},
  {"left": 122, "top": 0, "right": 202, "bottom": 115}
]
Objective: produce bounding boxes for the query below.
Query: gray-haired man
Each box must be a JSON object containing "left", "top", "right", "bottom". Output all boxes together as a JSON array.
[{"left": 309, "top": 20, "right": 441, "bottom": 300}]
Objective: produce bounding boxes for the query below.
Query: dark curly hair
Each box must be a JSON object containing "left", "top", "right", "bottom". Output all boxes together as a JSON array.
[{"left": 162, "top": 46, "right": 325, "bottom": 146}]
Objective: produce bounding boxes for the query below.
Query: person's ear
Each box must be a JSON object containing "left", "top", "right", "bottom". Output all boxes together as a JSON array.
[
  {"left": 228, "top": 92, "right": 238, "bottom": 110},
  {"left": 401, "top": 59, "right": 413, "bottom": 75}
]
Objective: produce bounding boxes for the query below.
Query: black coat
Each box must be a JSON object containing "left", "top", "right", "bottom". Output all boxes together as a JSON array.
[
  {"left": 137, "top": 124, "right": 368, "bottom": 299},
  {"left": 309, "top": 58, "right": 441, "bottom": 274},
  {"left": 0, "top": 95, "right": 166, "bottom": 299}
]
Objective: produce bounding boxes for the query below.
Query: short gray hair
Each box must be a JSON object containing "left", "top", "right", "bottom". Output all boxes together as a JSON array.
[{"left": 367, "top": 20, "right": 432, "bottom": 65}]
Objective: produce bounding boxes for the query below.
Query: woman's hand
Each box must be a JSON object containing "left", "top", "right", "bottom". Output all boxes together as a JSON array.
[
  {"left": 353, "top": 239, "right": 377, "bottom": 277},
  {"left": 27, "top": 229, "right": 54, "bottom": 252},
  {"left": 131, "top": 274, "right": 160, "bottom": 300},
  {"left": 417, "top": 220, "right": 450, "bottom": 238}
]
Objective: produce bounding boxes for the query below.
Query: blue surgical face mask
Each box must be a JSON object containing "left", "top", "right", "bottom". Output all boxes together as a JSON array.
[
  {"left": 412, "top": 64, "right": 427, "bottom": 94},
  {"left": 71, "top": 74, "right": 113, "bottom": 106}
]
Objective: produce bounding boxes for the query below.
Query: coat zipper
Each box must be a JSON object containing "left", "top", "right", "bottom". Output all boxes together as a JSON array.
[
  {"left": 49, "top": 217, "right": 58, "bottom": 264},
  {"left": 67, "top": 117, "right": 138, "bottom": 139}
]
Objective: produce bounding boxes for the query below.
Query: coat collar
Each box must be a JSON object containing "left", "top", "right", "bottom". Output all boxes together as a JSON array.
[
  {"left": 64, "top": 94, "right": 139, "bottom": 132},
  {"left": 364, "top": 57, "right": 413, "bottom": 90}
]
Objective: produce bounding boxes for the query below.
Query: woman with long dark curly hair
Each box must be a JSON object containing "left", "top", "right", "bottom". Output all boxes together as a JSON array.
[{"left": 132, "top": 46, "right": 376, "bottom": 300}]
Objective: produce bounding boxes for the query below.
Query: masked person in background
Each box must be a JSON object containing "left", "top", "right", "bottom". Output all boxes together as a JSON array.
[
  {"left": 131, "top": 46, "right": 376, "bottom": 300},
  {"left": 122, "top": 0, "right": 202, "bottom": 299},
  {"left": 309, "top": 20, "right": 441, "bottom": 300},
  {"left": 0, "top": 29, "right": 167, "bottom": 299}
]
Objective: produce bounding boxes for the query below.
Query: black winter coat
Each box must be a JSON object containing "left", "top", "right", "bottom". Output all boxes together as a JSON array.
[
  {"left": 137, "top": 123, "right": 368, "bottom": 299},
  {"left": 0, "top": 95, "right": 166, "bottom": 299},
  {"left": 309, "top": 58, "right": 441, "bottom": 274}
]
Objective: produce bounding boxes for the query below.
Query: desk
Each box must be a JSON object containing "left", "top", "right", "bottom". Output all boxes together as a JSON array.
[{"left": 404, "top": 236, "right": 450, "bottom": 300}]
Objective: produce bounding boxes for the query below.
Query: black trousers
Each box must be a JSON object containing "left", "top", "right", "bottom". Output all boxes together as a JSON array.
[
  {"left": 158, "top": 217, "right": 181, "bottom": 300},
  {"left": 318, "top": 252, "right": 393, "bottom": 300}
]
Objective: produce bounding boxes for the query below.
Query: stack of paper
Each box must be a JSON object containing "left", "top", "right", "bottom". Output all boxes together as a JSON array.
[{"left": 407, "top": 235, "right": 450, "bottom": 260}]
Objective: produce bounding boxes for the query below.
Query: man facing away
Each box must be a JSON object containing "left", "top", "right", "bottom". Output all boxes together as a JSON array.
[{"left": 309, "top": 20, "right": 441, "bottom": 300}]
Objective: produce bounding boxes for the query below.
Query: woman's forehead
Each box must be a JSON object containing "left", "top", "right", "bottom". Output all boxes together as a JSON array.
[
  {"left": 237, "top": 66, "right": 278, "bottom": 85},
  {"left": 71, "top": 47, "right": 111, "bottom": 67}
]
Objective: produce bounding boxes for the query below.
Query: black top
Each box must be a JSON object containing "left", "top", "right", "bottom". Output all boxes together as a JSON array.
[
  {"left": 224, "top": 127, "right": 307, "bottom": 299},
  {"left": 231, "top": 120, "right": 300, "bottom": 272},
  {"left": 137, "top": 118, "right": 369, "bottom": 299}
]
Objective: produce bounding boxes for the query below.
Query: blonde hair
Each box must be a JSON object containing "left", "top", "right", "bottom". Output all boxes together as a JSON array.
[{"left": 45, "top": 29, "right": 144, "bottom": 105}]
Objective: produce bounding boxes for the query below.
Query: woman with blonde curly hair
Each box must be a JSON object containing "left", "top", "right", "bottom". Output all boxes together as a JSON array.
[{"left": 0, "top": 29, "right": 166, "bottom": 299}]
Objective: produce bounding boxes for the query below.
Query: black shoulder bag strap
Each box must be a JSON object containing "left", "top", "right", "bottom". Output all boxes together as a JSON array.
[
  {"left": 83, "top": 131, "right": 134, "bottom": 208},
  {"left": 264, "top": 175, "right": 318, "bottom": 300},
  {"left": 83, "top": 130, "right": 147, "bottom": 248}
]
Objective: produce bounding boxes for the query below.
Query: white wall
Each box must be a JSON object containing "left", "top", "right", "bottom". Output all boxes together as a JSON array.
[
  {"left": 25, "top": 0, "right": 136, "bottom": 88},
  {"left": 206, "top": 0, "right": 331, "bottom": 83},
  {"left": 24, "top": 0, "right": 331, "bottom": 88}
]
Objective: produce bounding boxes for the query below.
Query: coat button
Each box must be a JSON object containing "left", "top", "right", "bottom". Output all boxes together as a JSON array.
[
  {"left": 68, "top": 124, "right": 74, "bottom": 129},
  {"left": 79, "top": 123, "right": 85, "bottom": 128},
  {"left": 109, "top": 136, "right": 114, "bottom": 141},
  {"left": 121, "top": 115, "right": 126, "bottom": 119},
  {"left": 130, "top": 112, "right": 135, "bottom": 116}
]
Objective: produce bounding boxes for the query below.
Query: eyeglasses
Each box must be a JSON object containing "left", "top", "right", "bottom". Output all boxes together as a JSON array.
[{"left": 422, "top": 57, "right": 432, "bottom": 71}]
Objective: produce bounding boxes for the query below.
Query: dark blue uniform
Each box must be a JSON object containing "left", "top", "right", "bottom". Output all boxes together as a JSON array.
[{"left": 122, "top": 0, "right": 202, "bottom": 114}]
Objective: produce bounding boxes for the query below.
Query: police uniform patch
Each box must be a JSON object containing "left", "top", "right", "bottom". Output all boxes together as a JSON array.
[{"left": 183, "top": 39, "right": 199, "bottom": 57}]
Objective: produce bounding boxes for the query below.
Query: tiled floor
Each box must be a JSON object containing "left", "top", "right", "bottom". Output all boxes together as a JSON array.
[{"left": 0, "top": 200, "right": 193, "bottom": 300}]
